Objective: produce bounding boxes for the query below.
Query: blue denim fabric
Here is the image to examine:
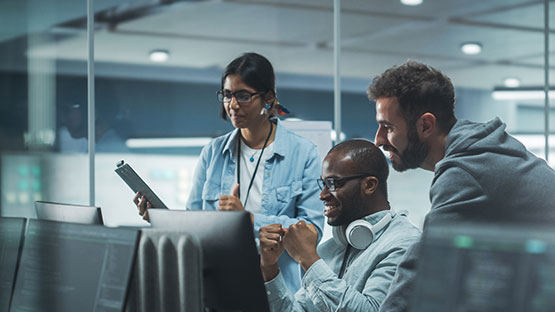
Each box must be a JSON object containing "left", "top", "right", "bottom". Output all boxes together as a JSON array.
[
  {"left": 264, "top": 210, "right": 421, "bottom": 312},
  {"left": 186, "top": 119, "right": 325, "bottom": 293}
]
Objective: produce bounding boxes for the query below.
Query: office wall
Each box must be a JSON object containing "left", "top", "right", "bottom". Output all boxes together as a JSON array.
[
  {"left": 0, "top": 69, "right": 524, "bottom": 228},
  {"left": 0, "top": 71, "right": 518, "bottom": 149}
]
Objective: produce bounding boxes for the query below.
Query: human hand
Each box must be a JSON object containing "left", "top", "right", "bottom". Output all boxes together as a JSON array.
[
  {"left": 260, "top": 224, "right": 286, "bottom": 266},
  {"left": 283, "top": 221, "right": 320, "bottom": 271},
  {"left": 218, "top": 184, "right": 245, "bottom": 211},
  {"left": 133, "top": 192, "right": 151, "bottom": 222},
  {"left": 259, "top": 224, "right": 286, "bottom": 281}
]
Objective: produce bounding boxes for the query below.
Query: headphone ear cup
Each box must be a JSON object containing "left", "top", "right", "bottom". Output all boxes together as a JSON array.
[
  {"left": 345, "top": 220, "right": 374, "bottom": 250},
  {"left": 332, "top": 225, "right": 349, "bottom": 246}
]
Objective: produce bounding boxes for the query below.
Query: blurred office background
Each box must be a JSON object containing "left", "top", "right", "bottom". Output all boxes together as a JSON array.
[{"left": 0, "top": 0, "right": 553, "bottom": 233}]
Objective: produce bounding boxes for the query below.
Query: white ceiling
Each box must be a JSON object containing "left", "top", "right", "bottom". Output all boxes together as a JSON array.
[{"left": 12, "top": 0, "right": 555, "bottom": 90}]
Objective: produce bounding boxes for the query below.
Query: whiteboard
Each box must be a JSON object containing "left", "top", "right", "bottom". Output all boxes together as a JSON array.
[{"left": 280, "top": 120, "right": 333, "bottom": 161}]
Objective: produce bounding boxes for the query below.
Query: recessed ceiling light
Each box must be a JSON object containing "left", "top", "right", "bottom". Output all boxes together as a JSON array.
[
  {"left": 149, "top": 50, "right": 169, "bottom": 62},
  {"left": 492, "top": 89, "right": 554, "bottom": 101},
  {"left": 460, "top": 42, "right": 482, "bottom": 55},
  {"left": 126, "top": 137, "right": 212, "bottom": 148},
  {"left": 503, "top": 77, "right": 521, "bottom": 88},
  {"left": 400, "top": 0, "right": 423, "bottom": 6}
]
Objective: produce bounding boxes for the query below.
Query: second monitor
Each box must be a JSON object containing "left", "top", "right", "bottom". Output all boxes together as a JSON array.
[
  {"left": 35, "top": 200, "right": 103, "bottom": 225},
  {"left": 10, "top": 219, "right": 139, "bottom": 312},
  {"left": 148, "top": 210, "right": 270, "bottom": 312}
]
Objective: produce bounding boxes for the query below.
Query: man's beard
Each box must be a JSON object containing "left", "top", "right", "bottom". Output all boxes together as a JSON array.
[
  {"left": 391, "top": 124, "right": 428, "bottom": 172},
  {"left": 329, "top": 190, "right": 367, "bottom": 227}
]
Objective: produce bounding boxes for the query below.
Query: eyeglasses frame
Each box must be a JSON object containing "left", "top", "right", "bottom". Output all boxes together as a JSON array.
[
  {"left": 217, "top": 89, "right": 267, "bottom": 104},
  {"left": 317, "top": 174, "right": 375, "bottom": 191}
]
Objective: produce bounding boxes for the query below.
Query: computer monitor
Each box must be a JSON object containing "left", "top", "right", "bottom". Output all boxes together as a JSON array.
[
  {"left": 10, "top": 219, "right": 140, "bottom": 312},
  {"left": 0, "top": 217, "right": 26, "bottom": 311},
  {"left": 148, "top": 210, "right": 270, "bottom": 312},
  {"left": 410, "top": 222, "right": 555, "bottom": 312},
  {"left": 35, "top": 200, "right": 103, "bottom": 225}
]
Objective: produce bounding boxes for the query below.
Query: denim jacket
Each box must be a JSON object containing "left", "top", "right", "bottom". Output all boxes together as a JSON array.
[{"left": 186, "top": 118, "right": 325, "bottom": 292}]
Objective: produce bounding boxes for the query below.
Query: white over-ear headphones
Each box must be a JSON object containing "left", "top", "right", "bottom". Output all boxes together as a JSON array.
[{"left": 332, "top": 212, "right": 392, "bottom": 250}]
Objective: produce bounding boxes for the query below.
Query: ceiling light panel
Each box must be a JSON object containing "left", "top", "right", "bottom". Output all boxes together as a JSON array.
[
  {"left": 503, "top": 78, "right": 521, "bottom": 88},
  {"left": 149, "top": 50, "right": 169, "bottom": 62},
  {"left": 400, "top": 0, "right": 423, "bottom": 6},
  {"left": 461, "top": 42, "right": 482, "bottom": 55}
]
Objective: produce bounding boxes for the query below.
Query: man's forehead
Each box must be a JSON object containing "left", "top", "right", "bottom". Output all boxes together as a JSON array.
[
  {"left": 376, "top": 97, "right": 403, "bottom": 121},
  {"left": 323, "top": 152, "right": 356, "bottom": 175},
  {"left": 376, "top": 97, "right": 399, "bottom": 111}
]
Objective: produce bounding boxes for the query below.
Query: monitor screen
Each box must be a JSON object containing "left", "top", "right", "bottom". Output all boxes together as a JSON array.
[
  {"left": 10, "top": 219, "right": 139, "bottom": 312},
  {"left": 0, "top": 217, "right": 26, "bottom": 311},
  {"left": 148, "top": 210, "right": 270, "bottom": 312},
  {"left": 35, "top": 200, "right": 103, "bottom": 225},
  {"left": 411, "top": 222, "right": 555, "bottom": 312}
]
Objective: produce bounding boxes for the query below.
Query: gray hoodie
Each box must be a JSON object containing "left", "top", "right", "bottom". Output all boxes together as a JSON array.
[
  {"left": 379, "top": 117, "right": 555, "bottom": 312},
  {"left": 429, "top": 117, "right": 555, "bottom": 224}
]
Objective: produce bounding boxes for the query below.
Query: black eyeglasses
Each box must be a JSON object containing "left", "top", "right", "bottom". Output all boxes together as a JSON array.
[
  {"left": 217, "top": 90, "right": 266, "bottom": 104},
  {"left": 317, "top": 174, "right": 374, "bottom": 191}
]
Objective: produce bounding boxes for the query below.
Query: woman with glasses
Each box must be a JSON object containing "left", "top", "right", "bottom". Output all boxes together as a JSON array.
[{"left": 135, "top": 52, "right": 324, "bottom": 293}]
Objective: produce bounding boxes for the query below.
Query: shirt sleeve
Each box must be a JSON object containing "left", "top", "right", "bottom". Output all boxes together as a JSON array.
[
  {"left": 265, "top": 271, "right": 312, "bottom": 312},
  {"left": 301, "top": 244, "right": 412, "bottom": 312},
  {"left": 266, "top": 252, "right": 409, "bottom": 312},
  {"left": 378, "top": 241, "right": 420, "bottom": 312},
  {"left": 186, "top": 144, "right": 210, "bottom": 210},
  {"left": 253, "top": 145, "right": 324, "bottom": 238}
]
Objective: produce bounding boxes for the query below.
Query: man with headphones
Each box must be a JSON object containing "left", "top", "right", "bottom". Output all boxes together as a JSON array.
[{"left": 259, "top": 139, "right": 421, "bottom": 311}]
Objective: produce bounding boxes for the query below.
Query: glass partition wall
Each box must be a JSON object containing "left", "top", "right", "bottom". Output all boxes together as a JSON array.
[
  {"left": 1, "top": 0, "right": 552, "bottom": 228},
  {"left": 0, "top": 0, "right": 91, "bottom": 218},
  {"left": 91, "top": 0, "right": 336, "bottom": 226},
  {"left": 339, "top": 0, "right": 554, "bottom": 226}
]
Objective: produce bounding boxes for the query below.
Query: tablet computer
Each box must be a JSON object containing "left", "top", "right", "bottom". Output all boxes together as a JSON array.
[{"left": 115, "top": 160, "right": 168, "bottom": 209}]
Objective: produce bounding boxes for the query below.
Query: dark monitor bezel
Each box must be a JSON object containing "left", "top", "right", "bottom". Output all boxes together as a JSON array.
[
  {"left": 0, "top": 217, "right": 26, "bottom": 312},
  {"left": 34, "top": 200, "right": 103, "bottom": 225},
  {"left": 148, "top": 210, "right": 270, "bottom": 312}
]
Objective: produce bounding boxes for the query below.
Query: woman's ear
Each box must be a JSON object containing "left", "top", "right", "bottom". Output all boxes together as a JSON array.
[
  {"left": 264, "top": 92, "right": 276, "bottom": 107},
  {"left": 262, "top": 93, "right": 278, "bottom": 116},
  {"left": 362, "top": 176, "right": 379, "bottom": 196}
]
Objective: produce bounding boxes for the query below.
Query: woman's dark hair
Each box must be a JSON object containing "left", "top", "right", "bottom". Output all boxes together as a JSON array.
[
  {"left": 220, "top": 52, "right": 276, "bottom": 120},
  {"left": 368, "top": 60, "right": 456, "bottom": 134}
]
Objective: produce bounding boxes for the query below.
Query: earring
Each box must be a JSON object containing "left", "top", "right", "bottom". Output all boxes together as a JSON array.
[{"left": 265, "top": 103, "right": 271, "bottom": 109}]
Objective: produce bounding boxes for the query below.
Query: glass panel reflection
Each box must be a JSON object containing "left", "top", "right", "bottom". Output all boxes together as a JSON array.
[{"left": 0, "top": 0, "right": 90, "bottom": 217}]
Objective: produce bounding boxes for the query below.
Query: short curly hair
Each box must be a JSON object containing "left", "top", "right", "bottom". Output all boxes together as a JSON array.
[{"left": 368, "top": 61, "right": 456, "bottom": 133}]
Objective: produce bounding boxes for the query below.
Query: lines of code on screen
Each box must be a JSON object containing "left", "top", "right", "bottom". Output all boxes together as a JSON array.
[
  {"left": 10, "top": 220, "right": 138, "bottom": 312},
  {"left": 411, "top": 223, "right": 555, "bottom": 312}
]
